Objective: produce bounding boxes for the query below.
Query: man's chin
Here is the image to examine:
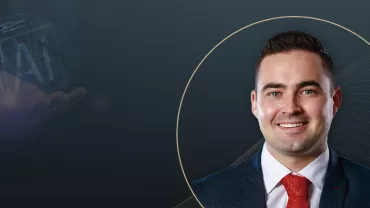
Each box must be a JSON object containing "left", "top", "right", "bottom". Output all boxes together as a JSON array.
[
  {"left": 266, "top": 137, "right": 312, "bottom": 154},
  {"left": 280, "top": 146, "right": 311, "bottom": 155},
  {"left": 279, "top": 139, "right": 321, "bottom": 155}
]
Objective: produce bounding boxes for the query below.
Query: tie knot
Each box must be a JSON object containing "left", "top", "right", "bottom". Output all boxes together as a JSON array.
[{"left": 281, "top": 173, "right": 311, "bottom": 197}]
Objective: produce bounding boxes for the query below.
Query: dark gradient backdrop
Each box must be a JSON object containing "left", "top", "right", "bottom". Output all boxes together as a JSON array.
[
  {"left": 179, "top": 18, "right": 370, "bottom": 180},
  {"left": 0, "top": 0, "right": 370, "bottom": 208}
]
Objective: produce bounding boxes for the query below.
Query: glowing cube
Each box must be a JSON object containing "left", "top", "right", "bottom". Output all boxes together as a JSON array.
[{"left": 0, "top": 13, "right": 67, "bottom": 95}]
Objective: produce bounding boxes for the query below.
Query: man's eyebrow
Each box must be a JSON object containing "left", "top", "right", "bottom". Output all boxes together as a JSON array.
[
  {"left": 261, "top": 83, "right": 286, "bottom": 92},
  {"left": 297, "top": 80, "right": 321, "bottom": 89},
  {"left": 261, "top": 80, "right": 321, "bottom": 92}
]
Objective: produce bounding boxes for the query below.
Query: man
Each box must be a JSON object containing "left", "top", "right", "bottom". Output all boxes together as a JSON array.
[{"left": 190, "top": 31, "right": 370, "bottom": 208}]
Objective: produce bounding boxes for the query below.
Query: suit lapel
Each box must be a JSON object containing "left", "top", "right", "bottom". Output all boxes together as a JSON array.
[
  {"left": 238, "top": 145, "right": 267, "bottom": 208},
  {"left": 319, "top": 147, "right": 348, "bottom": 208},
  {"left": 235, "top": 144, "right": 349, "bottom": 208}
]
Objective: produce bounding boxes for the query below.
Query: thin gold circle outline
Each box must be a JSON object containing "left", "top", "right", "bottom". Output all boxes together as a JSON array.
[{"left": 176, "top": 15, "right": 370, "bottom": 208}]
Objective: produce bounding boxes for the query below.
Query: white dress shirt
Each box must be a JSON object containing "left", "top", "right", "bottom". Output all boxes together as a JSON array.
[{"left": 261, "top": 142, "right": 330, "bottom": 208}]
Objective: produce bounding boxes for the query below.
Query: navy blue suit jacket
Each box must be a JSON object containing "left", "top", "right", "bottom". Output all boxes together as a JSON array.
[{"left": 191, "top": 146, "right": 370, "bottom": 208}]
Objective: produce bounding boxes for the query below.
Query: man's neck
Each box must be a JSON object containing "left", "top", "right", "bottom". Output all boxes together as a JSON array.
[{"left": 265, "top": 142, "right": 327, "bottom": 173}]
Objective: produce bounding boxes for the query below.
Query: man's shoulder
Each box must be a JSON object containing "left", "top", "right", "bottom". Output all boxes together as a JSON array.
[
  {"left": 338, "top": 154, "right": 370, "bottom": 180},
  {"left": 336, "top": 154, "right": 370, "bottom": 206},
  {"left": 190, "top": 157, "right": 257, "bottom": 204},
  {"left": 191, "top": 157, "right": 255, "bottom": 185}
]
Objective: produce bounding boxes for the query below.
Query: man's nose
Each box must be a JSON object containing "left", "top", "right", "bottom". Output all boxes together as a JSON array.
[{"left": 282, "top": 95, "right": 302, "bottom": 114}]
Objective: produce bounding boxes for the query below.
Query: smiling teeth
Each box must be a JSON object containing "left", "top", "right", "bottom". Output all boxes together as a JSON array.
[{"left": 279, "top": 123, "right": 303, "bottom": 128}]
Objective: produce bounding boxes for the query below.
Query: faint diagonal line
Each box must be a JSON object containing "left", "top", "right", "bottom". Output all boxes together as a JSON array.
[
  {"left": 336, "top": 55, "right": 370, "bottom": 79},
  {"left": 173, "top": 196, "right": 193, "bottom": 208},
  {"left": 334, "top": 127, "right": 370, "bottom": 158},
  {"left": 343, "top": 100, "right": 370, "bottom": 104},
  {"left": 339, "top": 74, "right": 370, "bottom": 87},
  {"left": 339, "top": 121, "right": 370, "bottom": 146},
  {"left": 331, "top": 127, "right": 370, "bottom": 159},
  {"left": 340, "top": 105, "right": 370, "bottom": 113},
  {"left": 336, "top": 63, "right": 370, "bottom": 83},
  {"left": 338, "top": 72, "right": 370, "bottom": 82},
  {"left": 341, "top": 85, "right": 370, "bottom": 90},
  {"left": 335, "top": 110, "right": 370, "bottom": 126},
  {"left": 334, "top": 114, "right": 370, "bottom": 149},
  {"left": 332, "top": 126, "right": 353, "bottom": 135},
  {"left": 333, "top": 120, "right": 370, "bottom": 147},
  {"left": 339, "top": 79, "right": 370, "bottom": 89},
  {"left": 346, "top": 92, "right": 370, "bottom": 95},
  {"left": 338, "top": 62, "right": 370, "bottom": 77},
  {"left": 336, "top": 56, "right": 370, "bottom": 81}
]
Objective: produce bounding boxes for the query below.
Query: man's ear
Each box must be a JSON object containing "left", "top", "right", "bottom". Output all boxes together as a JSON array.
[
  {"left": 332, "top": 86, "right": 342, "bottom": 116},
  {"left": 251, "top": 90, "right": 258, "bottom": 118}
]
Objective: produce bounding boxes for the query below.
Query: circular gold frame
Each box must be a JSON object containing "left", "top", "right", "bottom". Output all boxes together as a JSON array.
[{"left": 176, "top": 16, "right": 370, "bottom": 208}]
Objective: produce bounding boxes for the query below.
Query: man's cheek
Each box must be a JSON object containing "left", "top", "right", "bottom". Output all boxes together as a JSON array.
[{"left": 263, "top": 106, "right": 276, "bottom": 120}]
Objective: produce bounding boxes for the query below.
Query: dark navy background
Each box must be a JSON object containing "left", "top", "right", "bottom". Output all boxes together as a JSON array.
[
  {"left": 179, "top": 18, "right": 370, "bottom": 179},
  {"left": 0, "top": 0, "right": 370, "bottom": 207}
]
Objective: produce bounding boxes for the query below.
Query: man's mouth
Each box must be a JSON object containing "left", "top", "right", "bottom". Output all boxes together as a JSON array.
[
  {"left": 275, "top": 121, "right": 309, "bottom": 133},
  {"left": 277, "top": 122, "right": 309, "bottom": 128}
]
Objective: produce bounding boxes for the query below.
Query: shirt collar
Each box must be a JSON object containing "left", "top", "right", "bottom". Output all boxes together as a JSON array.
[
  {"left": 261, "top": 142, "right": 329, "bottom": 194},
  {"left": 298, "top": 145, "right": 329, "bottom": 190}
]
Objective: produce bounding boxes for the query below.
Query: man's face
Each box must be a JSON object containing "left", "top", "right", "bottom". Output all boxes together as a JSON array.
[{"left": 251, "top": 50, "right": 342, "bottom": 156}]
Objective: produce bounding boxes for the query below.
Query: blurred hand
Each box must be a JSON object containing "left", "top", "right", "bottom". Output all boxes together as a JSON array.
[{"left": 0, "top": 71, "right": 86, "bottom": 133}]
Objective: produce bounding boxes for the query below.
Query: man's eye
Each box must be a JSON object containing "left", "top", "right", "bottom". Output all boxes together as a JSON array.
[
  {"left": 302, "top": 90, "right": 315, "bottom": 95},
  {"left": 268, "top": 92, "right": 281, "bottom": 97}
]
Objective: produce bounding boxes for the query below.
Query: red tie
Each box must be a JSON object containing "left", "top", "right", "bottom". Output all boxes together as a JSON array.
[{"left": 280, "top": 173, "right": 311, "bottom": 208}]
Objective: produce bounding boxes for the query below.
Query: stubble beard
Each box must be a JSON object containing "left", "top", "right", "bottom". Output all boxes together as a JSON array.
[{"left": 266, "top": 130, "right": 327, "bottom": 157}]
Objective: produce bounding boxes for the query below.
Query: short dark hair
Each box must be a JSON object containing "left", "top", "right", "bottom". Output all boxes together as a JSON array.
[{"left": 255, "top": 31, "right": 334, "bottom": 93}]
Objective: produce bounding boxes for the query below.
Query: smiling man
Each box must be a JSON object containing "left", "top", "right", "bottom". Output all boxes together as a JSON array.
[{"left": 190, "top": 31, "right": 370, "bottom": 208}]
